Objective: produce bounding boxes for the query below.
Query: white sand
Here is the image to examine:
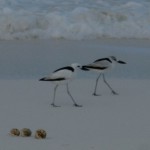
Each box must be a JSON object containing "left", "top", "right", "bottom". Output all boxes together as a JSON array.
[{"left": 0, "top": 39, "right": 150, "bottom": 150}]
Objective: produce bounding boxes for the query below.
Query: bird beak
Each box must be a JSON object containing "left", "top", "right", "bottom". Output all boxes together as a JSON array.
[
  {"left": 117, "top": 60, "right": 126, "bottom": 64},
  {"left": 80, "top": 66, "right": 90, "bottom": 71}
]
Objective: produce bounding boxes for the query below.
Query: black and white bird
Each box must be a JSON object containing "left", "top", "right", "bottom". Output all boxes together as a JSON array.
[
  {"left": 39, "top": 63, "right": 82, "bottom": 107},
  {"left": 81, "top": 56, "right": 126, "bottom": 96}
]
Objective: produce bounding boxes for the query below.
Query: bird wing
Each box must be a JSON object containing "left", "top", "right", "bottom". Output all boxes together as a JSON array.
[
  {"left": 46, "top": 69, "right": 73, "bottom": 80},
  {"left": 93, "top": 59, "right": 111, "bottom": 68},
  {"left": 83, "top": 59, "right": 111, "bottom": 69}
]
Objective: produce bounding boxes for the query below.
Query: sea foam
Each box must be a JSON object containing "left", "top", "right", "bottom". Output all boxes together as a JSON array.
[{"left": 0, "top": 0, "right": 150, "bottom": 40}]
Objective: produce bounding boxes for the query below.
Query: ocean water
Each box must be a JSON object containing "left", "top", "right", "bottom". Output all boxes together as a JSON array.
[
  {"left": 0, "top": 39, "right": 150, "bottom": 79},
  {"left": 0, "top": 0, "right": 150, "bottom": 40}
]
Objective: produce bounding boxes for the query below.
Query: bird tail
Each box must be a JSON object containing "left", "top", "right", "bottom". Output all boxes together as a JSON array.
[{"left": 39, "top": 77, "right": 49, "bottom": 81}]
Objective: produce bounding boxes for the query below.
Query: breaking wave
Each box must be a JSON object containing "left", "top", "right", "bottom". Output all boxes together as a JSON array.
[{"left": 0, "top": 0, "right": 150, "bottom": 40}]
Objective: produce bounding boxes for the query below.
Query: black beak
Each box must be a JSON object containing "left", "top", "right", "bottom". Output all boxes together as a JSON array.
[
  {"left": 117, "top": 60, "right": 126, "bottom": 64},
  {"left": 81, "top": 66, "right": 90, "bottom": 71}
]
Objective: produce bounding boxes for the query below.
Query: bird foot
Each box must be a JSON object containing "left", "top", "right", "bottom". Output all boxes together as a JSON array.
[
  {"left": 93, "top": 93, "right": 101, "bottom": 96},
  {"left": 112, "top": 91, "right": 118, "bottom": 95},
  {"left": 73, "top": 104, "right": 82, "bottom": 107},
  {"left": 51, "top": 103, "right": 61, "bottom": 107}
]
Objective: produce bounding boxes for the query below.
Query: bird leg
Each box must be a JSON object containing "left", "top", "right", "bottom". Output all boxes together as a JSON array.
[
  {"left": 93, "top": 73, "right": 102, "bottom": 96},
  {"left": 51, "top": 85, "right": 61, "bottom": 107},
  {"left": 102, "top": 74, "right": 118, "bottom": 95},
  {"left": 66, "top": 84, "right": 82, "bottom": 107}
]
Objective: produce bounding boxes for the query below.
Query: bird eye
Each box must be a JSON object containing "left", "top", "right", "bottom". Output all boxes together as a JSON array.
[{"left": 111, "top": 56, "right": 117, "bottom": 61}]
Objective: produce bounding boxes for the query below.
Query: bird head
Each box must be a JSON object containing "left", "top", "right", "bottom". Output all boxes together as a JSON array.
[
  {"left": 71, "top": 63, "right": 81, "bottom": 69},
  {"left": 110, "top": 56, "right": 126, "bottom": 64}
]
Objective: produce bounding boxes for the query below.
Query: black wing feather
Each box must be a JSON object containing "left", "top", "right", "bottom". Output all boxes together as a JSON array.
[
  {"left": 94, "top": 58, "right": 112, "bottom": 63},
  {"left": 53, "top": 66, "right": 74, "bottom": 73}
]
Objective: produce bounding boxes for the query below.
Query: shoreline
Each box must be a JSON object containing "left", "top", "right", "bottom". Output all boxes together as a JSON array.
[{"left": 1, "top": 37, "right": 150, "bottom": 46}]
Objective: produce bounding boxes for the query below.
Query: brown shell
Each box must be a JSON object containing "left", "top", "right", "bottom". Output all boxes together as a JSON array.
[
  {"left": 20, "top": 128, "right": 32, "bottom": 137},
  {"left": 35, "top": 129, "right": 47, "bottom": 139},
  {"left": 10, "top": 128, "right": 20, "bottom": 136}
]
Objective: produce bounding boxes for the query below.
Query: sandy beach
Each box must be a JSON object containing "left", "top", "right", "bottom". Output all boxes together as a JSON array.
[{"left": 0, "top": 39, "right": 150, "bottom": 150}]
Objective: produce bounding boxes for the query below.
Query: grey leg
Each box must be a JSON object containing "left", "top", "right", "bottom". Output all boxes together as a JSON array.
[
  {"left": 102, "top": 74, "right": 118, "bottom": 95},
  {"left": 93, "top": 73, "right": 102, "bottom": 96},
  {"left": 66, "top": 84, "right": 82, "bottom": 107},
  {"left": 51, "top": 85, "right": 60, "bottom": 107}
]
